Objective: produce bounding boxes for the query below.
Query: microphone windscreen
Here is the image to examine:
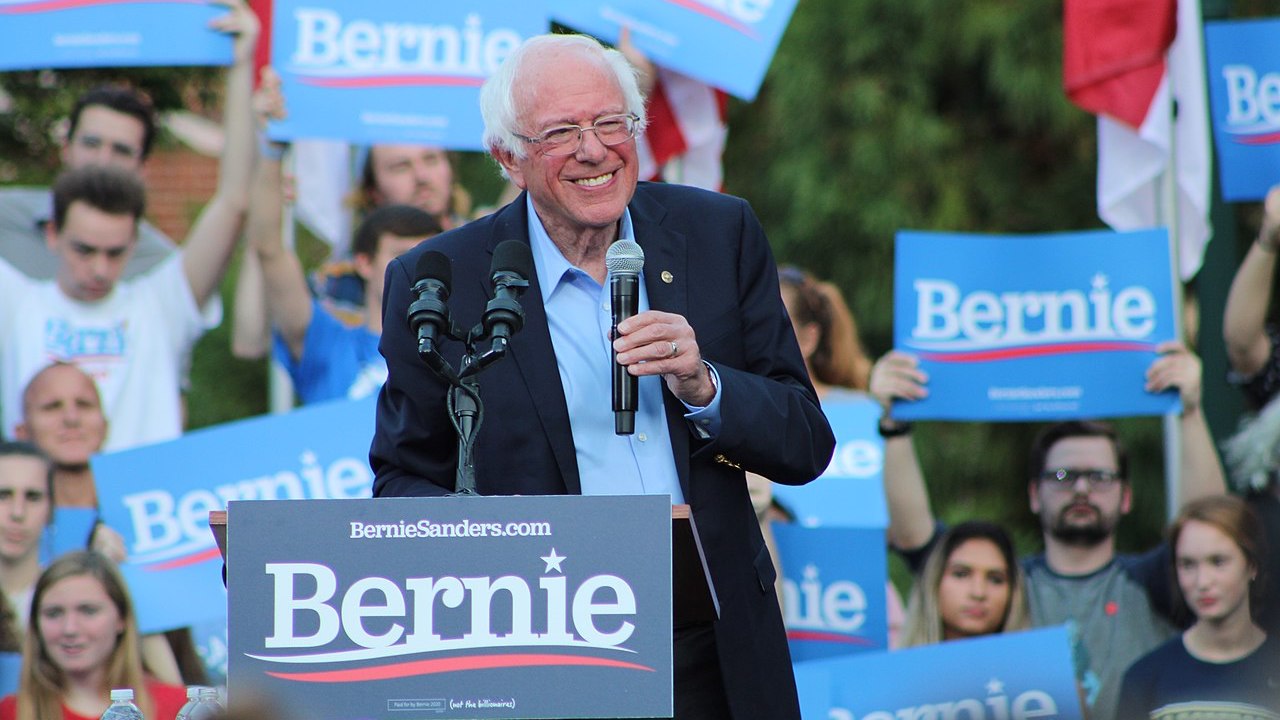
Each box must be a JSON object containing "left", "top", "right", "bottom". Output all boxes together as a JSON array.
[
  {"left": 605, "top": 239, "right": 644, "bottom": 275},
  {"left": 415, "top": 251, "right": 452, "bottom": 292},
  {"left": 491, "top": 240, "right": 533, "bottom": 279}
]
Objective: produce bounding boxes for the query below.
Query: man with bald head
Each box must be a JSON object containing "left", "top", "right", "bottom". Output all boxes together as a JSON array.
[
  {"left": 372, "top": 34, "right": 833, "bottom": 720},
  {"left": 14, "top": 362, "right": 107, "bottom": 509}
]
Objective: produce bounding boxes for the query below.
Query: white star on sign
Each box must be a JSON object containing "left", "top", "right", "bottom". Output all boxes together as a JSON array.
[
  {"left": 541, "top": 549, "right": 565, "bottom": 574},
  {"left": 986, "top": 678, "right": 1004, "bottom": 696}
]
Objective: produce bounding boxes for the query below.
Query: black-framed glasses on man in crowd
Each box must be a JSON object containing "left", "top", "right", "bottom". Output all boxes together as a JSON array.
[
  {"left": 516, "top": 113, "right": 640, "bottom": 157},
  {"left": 1038, "top": 468, "right": 1123, "bottom": 491}
]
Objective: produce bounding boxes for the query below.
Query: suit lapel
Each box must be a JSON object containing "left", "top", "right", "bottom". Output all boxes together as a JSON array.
[
  {"left": 482, "top": 196, "right": 582, "bottom": 494},
  {"left": 630, "top": 187, "right": 694, "bottom": 501}
]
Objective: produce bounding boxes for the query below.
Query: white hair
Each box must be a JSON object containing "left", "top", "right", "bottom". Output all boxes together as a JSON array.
[
  {"left": 1223, "top": 394, "right": 1280, "bottom": 492},
  {"left": 480, "top": 33, "right": 648, "bottom": 161}
]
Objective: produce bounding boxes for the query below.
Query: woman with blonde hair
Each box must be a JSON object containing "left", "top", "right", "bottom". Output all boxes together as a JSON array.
[
  {"left": 0, "top": 551, "right": 185, "bottom": 720},
  {"left": 900, "top": 521, "right": 1031, "bottom": 647}
]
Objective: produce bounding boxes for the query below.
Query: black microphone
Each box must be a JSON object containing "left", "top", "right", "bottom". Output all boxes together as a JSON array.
[
  {"left": 606, "top": 239, "right": 644, "bottom": 435},
  {"left": 481, "top": 240, "right": 532, "bottom": 355},
  {"left": 407, "top": 251, "right": 453, "bottom": 377}
]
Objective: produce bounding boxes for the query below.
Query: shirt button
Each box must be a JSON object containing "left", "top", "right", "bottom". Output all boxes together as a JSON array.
[{"left": 637, "top": 432, "right": 648, "bottom": 442}]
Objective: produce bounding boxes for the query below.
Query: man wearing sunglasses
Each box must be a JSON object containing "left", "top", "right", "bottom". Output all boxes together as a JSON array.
[{"left": 872, "top": 341, "right": 1225, "bottom": 720}]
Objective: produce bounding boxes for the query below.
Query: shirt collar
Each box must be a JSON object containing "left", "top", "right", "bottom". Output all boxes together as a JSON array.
[{"left": 525, "top": 193, "right": 635, "bottom": 304}]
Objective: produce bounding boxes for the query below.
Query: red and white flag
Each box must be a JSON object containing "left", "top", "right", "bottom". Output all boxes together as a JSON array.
[
  {"left": 637, "top": 68, "right": 729, "bottom": 192},
  {"left": 1064, "top": 0, "right": 1211, "bottom": 281}
]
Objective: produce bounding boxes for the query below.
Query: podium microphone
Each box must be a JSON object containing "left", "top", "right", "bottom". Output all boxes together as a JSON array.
[
  {"left": 606, "top": 240, "right": 644, "bottom": 435},
  {"left": 482, "top": 241, "right": 532, "bottom": 355},
  {"left": 407, "top": 251, "right": 453, "bottom": 378}
]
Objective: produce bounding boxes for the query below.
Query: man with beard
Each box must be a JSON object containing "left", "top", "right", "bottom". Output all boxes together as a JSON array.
[{"left": 871, "top": 341, "right": 1225, "bottom": 720}]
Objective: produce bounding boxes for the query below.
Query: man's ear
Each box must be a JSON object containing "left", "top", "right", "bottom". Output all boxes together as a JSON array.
[
  {"left": 491, "top": 148, "right": 527, "bottom": 190},
  {"left": 12, "top": 423, "right": 29, "bottom": 441},
  {"left": 45, "top": 219, "right": 58, "bottom": 252},
  {"left": 1028, "top": 482, "right": 1041, "bottom": 513},
  {"left": 1120, "top": 484, "right": 1133, "bottom": 515}
]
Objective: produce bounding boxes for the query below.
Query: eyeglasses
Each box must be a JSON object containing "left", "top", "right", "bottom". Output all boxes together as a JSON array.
[
  {"left": 1038, "top": 468, "right": 1123, "bottom": 490},
  {"left": 516, "top": 114, "right": 639, "bottom": 157}
]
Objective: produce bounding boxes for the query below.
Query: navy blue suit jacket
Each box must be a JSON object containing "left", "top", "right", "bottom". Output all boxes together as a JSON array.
[{"left": 371, "top": 182, "right": 834, "bottom": 719}]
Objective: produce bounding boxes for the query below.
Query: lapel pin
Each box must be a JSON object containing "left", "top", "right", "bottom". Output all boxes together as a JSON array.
[{"left": 661, "top": 271, "right": 674, "bottom": 284}]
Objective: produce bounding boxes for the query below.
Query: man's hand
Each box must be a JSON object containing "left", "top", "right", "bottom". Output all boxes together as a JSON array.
[
  {"left": 1146, "top": 340, "right": 1202, "bottom": 416},
  {"left": 868, "top": 350, "right": 928, "bottom": 411},
  {"left": 209, "top": 0, "right": 260, "bottom": 65},
  {"left": 614, "top": 310, "right": 715, "bottom": 407}
]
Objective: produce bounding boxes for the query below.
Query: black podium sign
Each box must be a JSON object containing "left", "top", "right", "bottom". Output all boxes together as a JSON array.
[{"left": 227, "top": 495, "right": 673, "bottom": 719}]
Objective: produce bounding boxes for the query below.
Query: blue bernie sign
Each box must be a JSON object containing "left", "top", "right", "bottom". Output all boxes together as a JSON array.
[
  {"left": 0, "top": 0, "right": 231, "bottom": 70},
  {"left": 793, "top": 626, "right": 1083, "bottom": 720},
  {"left": 773, "top": 392, "right": 886, "bottom": 529},
  {"left": 550, "top": 0, "right": 798, "bottom": 100},
  {"left": 267, "top": 0, "right": 548, "bottom": 148},
  {"left": 1205, "top": 19, "right": 1280, "bottom": 201},
  {"left": 892, "top": 229, "right": 1178, "bottom": 422},
  {"left": 774, "top": 524, "right": 887, "bottom": 661},
  {"left": 93, "top": 395, "right": 376, "bottom": 633}
]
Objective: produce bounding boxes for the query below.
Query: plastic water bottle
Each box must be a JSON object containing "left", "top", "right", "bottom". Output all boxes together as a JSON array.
[
  {"left": 100, "top": 689, "right": 144, "bottom": 720},
  {"left": 191, "top": 687, "right": 224, "bottom": 720},
  {"left": 174, "top": 687, "right": 200, "bottom": 720}
]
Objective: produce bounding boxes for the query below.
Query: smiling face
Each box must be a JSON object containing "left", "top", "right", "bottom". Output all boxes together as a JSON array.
[
  {"left": 1176, "top": 520, "right": 1254, "bottom": 625},
  {"left": 937, "top": 538, "right": 1013, "bottom": 640},
  {"left": 494, "top": 46, "right": 638, "bottom": 247},
  {"left": 17, "top": 364, "right": 107, "bottom": 469},
  {"left": 0, "top": 455, "right": 51, "bottom": 565},
  {"left": 36, "top": 573, "right": 124, "bottom": 682}
]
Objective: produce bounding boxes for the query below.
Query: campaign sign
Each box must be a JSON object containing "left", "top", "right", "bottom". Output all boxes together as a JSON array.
[
  {"left": 892, "top": 229, "right": 1178, "bottom": 422},
  {"left": 93, "top": 395, "right": 377, "bottom": 633},
  {"left": 774, "top": 524, "right": 886, "bottom": 661},
  {"left": 267, "top": 0, "right": 547, "bottom": 148},
  {"left": 549, "top": 0, "right": 799, "bottom": 100},
  {"left": 1204, "top": 19, "right": 1280, "bottom": 201},
  {"left": 228, "top": 495, "right": 673, "bottom": 720},
  {"left": 0, "top": 0, "right": 231, "bottom": 71},
  {"left": 43, "top": 507, "right": 99, "bottom": 564},
  {"left": 773, "top": 393, "right": 886, "bottom": 528},
  {"left": 793, "top": 626, "right": 1083, "bottom": 720}
]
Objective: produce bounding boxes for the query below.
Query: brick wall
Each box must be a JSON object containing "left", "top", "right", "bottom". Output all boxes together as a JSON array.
[{"left": 144, "top": 147, "right": 219, "bottom": 242}]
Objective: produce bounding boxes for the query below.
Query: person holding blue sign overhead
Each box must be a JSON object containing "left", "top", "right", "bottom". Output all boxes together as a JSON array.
[
  {"left": 243, "top": 84, "right": 442, "bottom": 403},
  {"left": 1225, "top": 183, "right": 1280, "bottom": 410},
  {"left": 372, "top": 32, "right": 834, "bottom": 720},
  {"left": 0, "top": 0, "right": 260, "bottom": 453},
  {"left": 871, "top": 343, "right": 1226, "bottom": 720},
  {"left": 1116, "top": 495, "right": 1280, "bottom": 718}
]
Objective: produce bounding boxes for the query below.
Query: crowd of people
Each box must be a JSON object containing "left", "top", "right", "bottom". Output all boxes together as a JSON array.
[{"left": 0, "top": 5, "right": 1276, "bottom": 720}]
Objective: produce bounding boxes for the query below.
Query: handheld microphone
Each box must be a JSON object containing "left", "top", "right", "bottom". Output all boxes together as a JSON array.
[
  {"left": 482, "top": 241, "right": 532, "bottom": 356},
  {"left": 407, "top": 251, "right": 453, "bottom": 378},
  {"left": 606, "top": 239, "right": 644, "bottom": 435}
]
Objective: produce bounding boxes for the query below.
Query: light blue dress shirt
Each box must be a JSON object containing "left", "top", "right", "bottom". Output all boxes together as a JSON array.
[{"left": 524, "top": 195, "right": 722, "bottom": 502}]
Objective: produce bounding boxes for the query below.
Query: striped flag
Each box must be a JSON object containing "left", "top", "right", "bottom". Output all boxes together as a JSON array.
[
  {"left": 1064, "top": 0, "right": 1211, "bottom": 281},
  {"left": 637, "top": 68, "right": 729, "bottom": 192}
]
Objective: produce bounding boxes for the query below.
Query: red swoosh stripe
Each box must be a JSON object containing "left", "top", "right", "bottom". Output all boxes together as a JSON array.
[
  {"left": 659, "top": 0, "right": 757, "bottom": 38},
  {"left": 917, "top": 341, "right": 1152, "bottom": 363},
  {"left": 265, "top": 654, "right": 654, "bottom": 682},
  {"left": 1, "top": 0, "right": 201, "bottom": 14},
  {"left": 296, "top": 75, "right": 482, "bottom": 89},
  {"left": 143, "top": 547, "right": 222, "bottom": 571},
  {"left": 786, "top": 631, "right": 874, "bottom": 645},
  {"left": 1234, "top": 131, "right": 1280, "bottom": 146}
]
